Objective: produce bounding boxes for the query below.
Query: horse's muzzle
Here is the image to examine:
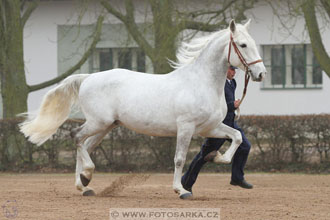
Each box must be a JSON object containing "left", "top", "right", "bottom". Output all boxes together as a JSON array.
[{"left": 256, "top": 72, "right": 266, "bottom": 82}]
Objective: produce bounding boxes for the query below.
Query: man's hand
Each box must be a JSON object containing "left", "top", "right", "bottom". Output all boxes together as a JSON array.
[{"left": 234, "top": 99, "right": 241, "bottom": 108}]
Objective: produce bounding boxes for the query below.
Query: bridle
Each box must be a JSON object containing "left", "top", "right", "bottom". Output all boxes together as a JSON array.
[{"left": 227, "top": 33, "right": 263, "bottom": 119}]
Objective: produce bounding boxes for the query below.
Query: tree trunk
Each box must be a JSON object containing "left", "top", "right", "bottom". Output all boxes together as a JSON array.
[
  {"left": 0, "top": 0, "right": 103, "bottom": 118},
  {"left": 150, "top": 0, "right": 177, "bottom": 74},
  {"left": 0, "top": 0, "right": 29, "bottom": 118},
  {"left": 101, "top": 0, "right": 254, "bottom": 75},
  {"left": 302, "top": 0, "right": 330, "bottom": 78}
]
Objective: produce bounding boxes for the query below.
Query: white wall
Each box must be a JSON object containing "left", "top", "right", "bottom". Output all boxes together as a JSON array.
[
  {"left": 235, "top": 71, "right": 330, "bottom": 115},
  {"left": 22, "top": 0, "right": 330, "bottom": 115},
  {"left": 235, "top": 3, "right": 330, "bottom": 115},
  {"left": 24, "top": 1, "right": 78, "bottom": 113},
  {"left": 24, "top": 0, "right": 120, "bottom": 113}
]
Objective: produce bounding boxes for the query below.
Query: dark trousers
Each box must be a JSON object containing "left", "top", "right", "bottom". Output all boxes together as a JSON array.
[{"left": 181, "top": 122, "right": 251, "bottom": 191}]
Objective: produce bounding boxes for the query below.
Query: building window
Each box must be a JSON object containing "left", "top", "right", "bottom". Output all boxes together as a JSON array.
[
  {"left": 99, "top": 49, "right": 113, "bottom": 71},
  {"left": 262, "top": 44, "right": 322, "bottom": 89},
  {"left": 89, "top": 48, "right": 146, "bottom": 73},
  {"left": 312, "top": 56, "right": 322, "bottom": 85}
]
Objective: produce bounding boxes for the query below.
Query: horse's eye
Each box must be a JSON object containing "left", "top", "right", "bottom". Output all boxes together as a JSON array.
[{"left": 240, "top": 44, "right": 247, "bottom": 48}]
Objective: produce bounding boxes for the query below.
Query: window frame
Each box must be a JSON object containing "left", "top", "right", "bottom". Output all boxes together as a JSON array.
[
  {"left": 261, "top": 44, "right": 323, "bottom": 90},
  {"left": 89, "top": 47, "right": 146, "bottom": 73}
]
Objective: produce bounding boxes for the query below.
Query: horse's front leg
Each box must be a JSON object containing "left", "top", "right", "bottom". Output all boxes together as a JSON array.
[
  {"left": 173, "top": 122, "right": 195, "bottom": 199},
  {"left": 203, "top": 123, "right": 242, "bottom": 164}
]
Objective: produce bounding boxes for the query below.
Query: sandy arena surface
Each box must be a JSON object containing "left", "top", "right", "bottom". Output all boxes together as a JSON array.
[{"left": 1, "top": 173, "right": 330, "bottom": 220}]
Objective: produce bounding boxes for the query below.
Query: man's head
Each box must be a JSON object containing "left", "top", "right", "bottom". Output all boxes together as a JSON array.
[{"left": 227, "top": 65, "right": 237, "bottom": 80}]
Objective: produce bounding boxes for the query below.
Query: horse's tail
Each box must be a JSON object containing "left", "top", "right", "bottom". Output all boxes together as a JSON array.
[{"left": 19, "top": 74, "right": 90, "bottom": 146}]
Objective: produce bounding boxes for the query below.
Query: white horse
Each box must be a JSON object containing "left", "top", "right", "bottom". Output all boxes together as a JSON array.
[{"left": 20, "top": 19, "right": 266, "bottom": 199}]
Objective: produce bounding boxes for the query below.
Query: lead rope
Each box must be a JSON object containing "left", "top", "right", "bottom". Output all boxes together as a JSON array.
[
  {"left": 235, "top": 68, "right": 250, "bottom": 120},
  {"left": 227, "top": 33, "right": 261, "bottom": 120}
]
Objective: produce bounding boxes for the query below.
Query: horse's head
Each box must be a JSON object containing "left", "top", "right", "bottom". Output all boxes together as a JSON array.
[{"left": 227, "top": 19, "right": 266, "bottom": 82}]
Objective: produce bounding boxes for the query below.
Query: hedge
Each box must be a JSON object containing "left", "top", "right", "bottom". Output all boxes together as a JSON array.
[{"left": 0, "top": 115, "right": 329, "bottom": 173}]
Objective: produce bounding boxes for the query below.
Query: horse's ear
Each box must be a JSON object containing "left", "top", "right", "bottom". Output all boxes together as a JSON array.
[
  {"left": 229, "top": 19, "right": 236, "bottom": 34},
  {"left": 244, "top": 19, "right": 251, "bottom": 31}
]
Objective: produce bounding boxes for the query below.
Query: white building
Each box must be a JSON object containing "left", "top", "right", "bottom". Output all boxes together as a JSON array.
[{"left": 1, "top": 0, "right": 330, "bottom": 117}]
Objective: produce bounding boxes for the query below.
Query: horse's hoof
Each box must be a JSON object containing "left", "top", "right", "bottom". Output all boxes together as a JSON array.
[
  {"left": 214, "top": 155, "right": 231, "bottom": 164},
  {"left": 83, "top": 189, "right": 96, "bottom": 196},
  {"left": 80, "top": 173, "right": 90, "bottom": 187},
  {"left": 179, "top": 192, "right": 193, "bottom": 200}
]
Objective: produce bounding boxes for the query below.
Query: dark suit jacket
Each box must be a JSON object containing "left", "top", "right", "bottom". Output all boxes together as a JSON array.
[{"left": 223, "top": 79, "right": 237, "bottom": 127}]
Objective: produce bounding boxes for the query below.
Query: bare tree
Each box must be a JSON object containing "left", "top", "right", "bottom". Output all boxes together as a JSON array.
[
  {"left": 268, "top": 0, "right": 330, "bottom": 78},
  {"left": 302, "top": 0, "right": 330, "bottom": 78},
  {"left": 0, "top": 0, "right": 104, "bottom": 118},
  {"left": 100, "top": 0, "right": 256, "bottom": 74}
]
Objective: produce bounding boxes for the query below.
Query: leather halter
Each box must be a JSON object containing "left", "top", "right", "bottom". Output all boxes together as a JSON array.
[
  {"left": 227, "top": 33, "right": 263, "bottom": 119},
  {"left": 227, "top": 34, "right": 263, "bottom": 69}
]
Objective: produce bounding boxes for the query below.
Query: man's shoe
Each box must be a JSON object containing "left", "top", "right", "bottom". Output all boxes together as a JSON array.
[{"left": 230, "top": 179, "right": 253, "bottom": 189}]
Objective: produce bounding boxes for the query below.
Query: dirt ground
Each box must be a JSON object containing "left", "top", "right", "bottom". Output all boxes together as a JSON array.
[{"left": 1, "top": 173, "right": 330, "bottom": 220}]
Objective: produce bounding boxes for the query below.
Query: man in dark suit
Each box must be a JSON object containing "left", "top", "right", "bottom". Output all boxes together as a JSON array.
[{"left": 181, "top": 65, "right": 253, "bottom": 193}]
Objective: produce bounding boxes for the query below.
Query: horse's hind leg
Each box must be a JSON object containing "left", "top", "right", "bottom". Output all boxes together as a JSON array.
[{"left": 74, "top": 122, "right": 117, "bottom": 195}]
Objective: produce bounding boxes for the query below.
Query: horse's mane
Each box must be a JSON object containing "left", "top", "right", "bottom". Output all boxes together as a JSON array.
[{"left": 169, "top": 29, "right": 228, "bottom": 69}]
